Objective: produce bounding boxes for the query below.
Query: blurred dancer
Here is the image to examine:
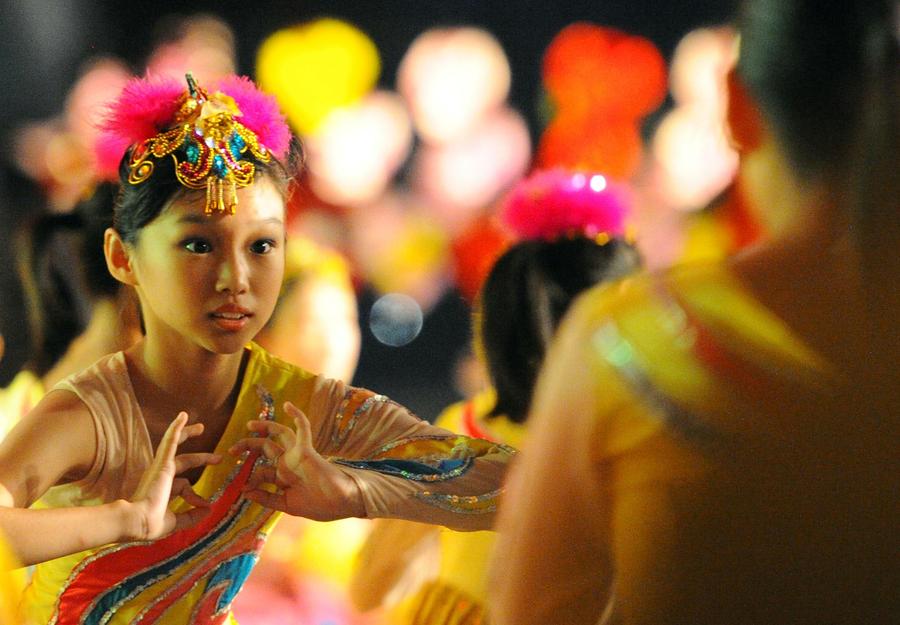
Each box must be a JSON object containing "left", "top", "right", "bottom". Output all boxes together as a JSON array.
[{"left": 492, "top": 1, "right": 900, "bottom": 623}]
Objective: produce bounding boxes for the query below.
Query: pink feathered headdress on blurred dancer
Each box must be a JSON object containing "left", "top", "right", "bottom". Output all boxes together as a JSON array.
[
  {"left": 500, "top": 168, "right": 631, "bottom": 243},
  {"left": 94, "top": 73, "right": 291, "bottom": 214}
]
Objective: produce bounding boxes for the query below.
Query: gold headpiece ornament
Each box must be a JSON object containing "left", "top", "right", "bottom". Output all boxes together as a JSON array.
[{"left": 127, "top": 74, "right": 272, "bottom": 214}]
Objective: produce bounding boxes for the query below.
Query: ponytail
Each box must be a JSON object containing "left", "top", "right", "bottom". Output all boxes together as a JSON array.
[{"left": 15, "top": 213, "right": 89, "bottom": 376}]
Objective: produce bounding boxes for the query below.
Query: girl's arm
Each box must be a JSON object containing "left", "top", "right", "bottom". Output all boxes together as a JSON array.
[
  {"left": 232, "top": 379, "right": 514, "bottom": 531},
  {"left": 0, "top": 391, "right": 218, "bottom": 566}
]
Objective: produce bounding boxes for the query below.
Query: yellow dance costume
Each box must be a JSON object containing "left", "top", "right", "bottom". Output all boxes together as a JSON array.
[{"left": 21, "top": 343, "right": 511, "bottom": 625}]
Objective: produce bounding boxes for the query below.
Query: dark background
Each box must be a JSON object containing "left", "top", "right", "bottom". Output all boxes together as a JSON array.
[{"left": 0, "top": 0, "right": 739, "bottom": 419}]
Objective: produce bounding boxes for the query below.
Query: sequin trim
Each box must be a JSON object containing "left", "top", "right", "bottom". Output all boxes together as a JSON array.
[
  {"left": 413, "top": 488, "right": 501, "bottom": 515},
  {"left": 334, "top": 456, "right": 474, "bottom": 482},
  {"left": 331, "top": 388, "right": 388, "bottom": 449}
]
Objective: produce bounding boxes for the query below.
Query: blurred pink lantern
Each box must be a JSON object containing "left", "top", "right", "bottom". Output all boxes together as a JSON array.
[
  {"left": 64, "top": 58, "right": 131, "bottom": 156},
  {"left": 669, "top": 27, "right": 737, "bottom": 108},
  {"left": 412, "top": 106, "right": 531, "bottom": 233},
  {"left": 651, "top": 27, "right": 738, "bottom": 210},
  {"left": 306, "top": 90, "right": 413, "bottom": 206},
  {"left": 145, "top": 14, "right": 237, "bottom": 83},
  {"left": 398, "top": 27, "right": 511, "bottom": 144}
]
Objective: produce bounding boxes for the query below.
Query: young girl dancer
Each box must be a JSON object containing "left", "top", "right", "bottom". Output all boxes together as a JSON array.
[{"left": 0, "top": 73, "right": 511, "bottom": 625}]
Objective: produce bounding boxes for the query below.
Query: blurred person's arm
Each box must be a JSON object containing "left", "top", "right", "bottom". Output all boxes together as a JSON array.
[
  {"left": 349, "top": 518, "right": 439, "bottom": 611},
  {"left": 489, "top": 294, "right": 616, "bottom": 625}
]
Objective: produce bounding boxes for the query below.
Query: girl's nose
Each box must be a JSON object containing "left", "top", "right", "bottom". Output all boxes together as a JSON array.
[{"left": 215, "top": 252, "right": 249, "bottom": 294}]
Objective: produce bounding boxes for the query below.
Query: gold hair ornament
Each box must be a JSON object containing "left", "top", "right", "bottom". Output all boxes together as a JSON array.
[{"left": 127, "top": 74, "right": 271, "bottom": 214}]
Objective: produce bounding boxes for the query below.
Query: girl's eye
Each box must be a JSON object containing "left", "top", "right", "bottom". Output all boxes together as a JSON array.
[
  {"left": 183, "top": 239, "right": 212, "bottom": 254},
  {"left": 250, "top": 239, "right": 277, "bottom": 254}
]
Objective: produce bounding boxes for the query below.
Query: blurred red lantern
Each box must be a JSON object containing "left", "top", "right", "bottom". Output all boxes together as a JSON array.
[
  {"left": 450, "top": 215, "right": 513, "bottom": 305},
  {"left": 542, "top": 23, "right": 667, "bottom": 120},
  {"left": 537, "top": 111, "right": 642, "bottom": 178}
]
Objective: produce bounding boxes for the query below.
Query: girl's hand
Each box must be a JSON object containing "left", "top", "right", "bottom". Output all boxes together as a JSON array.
[
  {"left": 126, "top": 412, "right": 222, "bottom": 540},
  {"left": 228, "top": 402, "right": 365, "bottom": 521}
]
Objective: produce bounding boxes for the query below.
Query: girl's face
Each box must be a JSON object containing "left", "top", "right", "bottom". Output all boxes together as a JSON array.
[{"left": 127, "top": 176, "right": 286, "bottom": 356}]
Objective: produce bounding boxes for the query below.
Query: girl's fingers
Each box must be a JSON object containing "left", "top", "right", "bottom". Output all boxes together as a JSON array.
[
  {"left": 178, "top": 422, "right": 205, "bottom": 445},
  {"left": 156, "top": 412, "right": 189, "bottom": 463},
  {"left": 174, "top": 452, "right": 222, "bottom": 475},
  {"left": 229, "top": 438, "right": 285, "bottom": 461},
  {"left": 170, "top": 478, "right": 211, "bottom": 508},
  {"left": 246, "top": 419, "right": 295, "bottom": 450},
  {"left": 242, "top": 488, "right": 290, "bottom": 513},
  {"left": 245, "top": 465, "right": 277, "bottom": 491},
  {"left": 174, "top": 506, "right": 211, "bottom": 531},
  {"left": 283, "top": 402, "right": 315, "bottom": 464}
]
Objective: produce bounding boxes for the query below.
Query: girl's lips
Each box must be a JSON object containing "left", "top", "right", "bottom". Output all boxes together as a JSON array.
[{"left": 209, "top": 311, "right": 252, "bottom": 332}]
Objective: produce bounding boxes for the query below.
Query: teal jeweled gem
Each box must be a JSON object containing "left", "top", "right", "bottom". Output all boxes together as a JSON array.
[
  {"left": 213, "top": 154, "right": 227, "bottom": 178},
  {"left": 185, "top": 141, "right": 200, "bottom": 165},
  {"left": 229, "top": 132, "right": 246, "bottom": 159}
]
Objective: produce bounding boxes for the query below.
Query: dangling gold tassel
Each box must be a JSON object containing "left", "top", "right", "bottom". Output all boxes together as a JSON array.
[
  {"left": 217, "top": 178, "right": 225, "bottom": 213},
  {"left": 205, "top": 177, "right": 214, "bottom": 215}
]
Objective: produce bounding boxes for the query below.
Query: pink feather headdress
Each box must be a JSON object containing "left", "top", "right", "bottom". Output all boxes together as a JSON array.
[
  {"left": 501, "top": 168, "right": 631, "bottom": 242},
  {"left": 93, "top": 73, "right": 291, "bottom": 214}
]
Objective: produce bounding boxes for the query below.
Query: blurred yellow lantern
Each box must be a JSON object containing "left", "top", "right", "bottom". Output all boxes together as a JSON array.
[{"left": 256, "top": 18, "right": 380, "bottom": 135}]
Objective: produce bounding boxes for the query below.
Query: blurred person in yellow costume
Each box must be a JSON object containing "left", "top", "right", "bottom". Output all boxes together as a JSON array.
[
  {"left": 491, "top": 1, "right": 900, "bottom": 623},
  {"left": 350, "top": 169, "right": 643, "bottom": 624},
  {"left": 0, "top": 338, "right": 25, "bottom": 625},
  {"left": 0, "top": 530, "right": 24, "bottom": 625}
]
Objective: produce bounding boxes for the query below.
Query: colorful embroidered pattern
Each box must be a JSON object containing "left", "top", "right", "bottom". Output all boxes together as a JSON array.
[
  {"left": 334, "top": 435, "right": 514, "bottom": 515},
  {"left": 48, "top": 389, "right": 278, "bottom": 625}
]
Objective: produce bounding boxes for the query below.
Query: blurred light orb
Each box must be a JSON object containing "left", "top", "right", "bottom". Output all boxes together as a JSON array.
[
  {"left": 257, "top": 18, "right": 380, "bottom": 135},
  {"left": 652, "top": 26, "right": 738, "bottom": 211},
  {"left": 589, "top": 174, "right": 607, "bottom": 192},
  {"left": 413, "top": 106, "right": 530, "bottom": 227},
  {"left": 537, "top": 111, "right": 643, "bottom": 178},
  {"left": 398, "top": 27, "right": 511, "bottom": 144},
  {"left": 369, "top": 293, "right": 424, "bottom": 347},
  {"left": 307, "top": 90, "right": 413, "bottom": 206}
]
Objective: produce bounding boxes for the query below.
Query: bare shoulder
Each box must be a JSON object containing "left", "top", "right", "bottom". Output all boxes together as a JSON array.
[{"left": 0, "top": 388, "right": 98, "bottom": 507}]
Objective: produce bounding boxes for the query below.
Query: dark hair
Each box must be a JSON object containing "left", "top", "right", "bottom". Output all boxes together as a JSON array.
[
  {"left": 479, "top": 237, "right": 642, "bottom": 423},
  {"left": 738, "top": 0, "right": 899, "bottom": 360},
  {"left": 113, "top": 136, "right": 303, "bottom": 244},
  {"left": 16, "top": 182, "right": 121, "bottom": 376},
  {"left": 737, "top": 1, "right": 898, "bottom": 181}
]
